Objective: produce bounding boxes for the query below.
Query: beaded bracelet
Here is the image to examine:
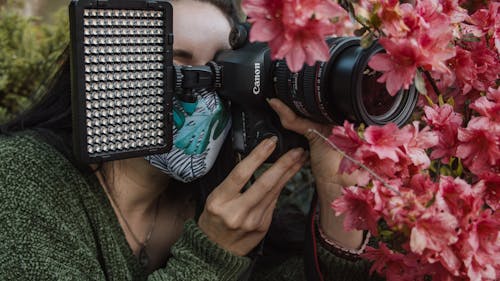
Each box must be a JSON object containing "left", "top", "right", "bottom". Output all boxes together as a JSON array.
[{"left": 314, "top": 214, "right": 371, "bottom": 262}]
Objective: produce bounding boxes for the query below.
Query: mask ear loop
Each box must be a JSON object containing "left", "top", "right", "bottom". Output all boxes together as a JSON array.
[{"left": 229, "top": 22, "right": 249, "bottom": 50}]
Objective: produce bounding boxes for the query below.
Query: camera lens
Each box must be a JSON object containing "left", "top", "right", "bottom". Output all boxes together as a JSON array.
[
  {"left": 361, "top": 66, "right": 398, "bottom": 117},
  {"left": 273, "top": 37, "right": 418, "bottom": 127}
]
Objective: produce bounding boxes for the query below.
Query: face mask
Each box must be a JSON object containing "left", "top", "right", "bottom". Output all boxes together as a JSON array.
[{"left": 145, "top": 88, "right": 231, "bottom": 183}]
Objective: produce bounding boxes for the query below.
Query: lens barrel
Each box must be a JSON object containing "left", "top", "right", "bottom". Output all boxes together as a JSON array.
[{"left": 273, "top": 37, "right": 418, "bottom": 127}]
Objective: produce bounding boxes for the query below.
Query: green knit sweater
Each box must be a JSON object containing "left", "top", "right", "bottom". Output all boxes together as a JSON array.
[{"left": 0, "top": 133, "right": 373, "bottom": 280}]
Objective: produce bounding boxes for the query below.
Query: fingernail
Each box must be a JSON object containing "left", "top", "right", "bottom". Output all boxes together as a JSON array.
[
  {"left": 290, "top": 147, "right": 304, "bottom": 159},
  {"left": 265, "top": 136, "right": 278, "bottom": 148},
  {"left": 266, "top": 98, "right": 275, "bottom": 107}
]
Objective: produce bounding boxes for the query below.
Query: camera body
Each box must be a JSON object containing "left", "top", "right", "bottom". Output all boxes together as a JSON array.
[
  {"left": 209, "top": 30, "right": 418, "bottom": 162},
  {"left": 212, "top": 41, "right": 308, "bottom": 162}
]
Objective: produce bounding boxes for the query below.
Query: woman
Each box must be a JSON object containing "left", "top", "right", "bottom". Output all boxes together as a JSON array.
[{"left": 0, "top": 0, "right": 375, "bottom": 280}]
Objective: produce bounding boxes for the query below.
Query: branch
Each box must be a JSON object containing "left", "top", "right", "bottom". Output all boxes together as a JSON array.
[{"left": 308, "top": 129, "right": 402, "bottom": 196}]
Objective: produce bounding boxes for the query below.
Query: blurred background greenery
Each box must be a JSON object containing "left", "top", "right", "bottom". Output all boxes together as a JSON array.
[{"left": 0, "top": 0, "right": 69, "bottom": 123}]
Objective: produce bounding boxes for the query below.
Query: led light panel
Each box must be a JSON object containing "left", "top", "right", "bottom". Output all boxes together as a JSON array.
[{"left": 70, "top": 0, "right": 174, "bottom": 163}]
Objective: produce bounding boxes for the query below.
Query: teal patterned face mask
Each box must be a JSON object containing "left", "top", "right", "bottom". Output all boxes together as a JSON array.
[{"left": 145, "top": 89, "right": 231, "bottom": 182}]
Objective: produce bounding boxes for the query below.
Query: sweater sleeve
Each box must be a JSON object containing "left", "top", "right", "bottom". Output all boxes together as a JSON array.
[
  {"left": 148, "top": 220, "right": 251, "bottom": 281},
  {"left": 317, "top": 243, "right": 380, "bottom": 281},
  {"left": 0, "top": 136, "right": 107, "bottom": 280}
]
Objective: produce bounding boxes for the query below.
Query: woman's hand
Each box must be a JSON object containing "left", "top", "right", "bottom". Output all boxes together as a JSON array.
[
  {"left": 198, "top": 137, "right": 307, "bottom": 256},
  {"left": 267, "top": 98, "right": 364, "bottom": 250}
]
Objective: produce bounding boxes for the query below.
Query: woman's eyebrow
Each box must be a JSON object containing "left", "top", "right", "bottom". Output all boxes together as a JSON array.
[{"left": 173, "top": 49, "right": 193, "bottom": 60}]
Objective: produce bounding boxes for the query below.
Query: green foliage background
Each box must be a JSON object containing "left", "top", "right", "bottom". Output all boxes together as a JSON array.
[{"left": 0, "top": 2, "right": 69, "bottom": 123}]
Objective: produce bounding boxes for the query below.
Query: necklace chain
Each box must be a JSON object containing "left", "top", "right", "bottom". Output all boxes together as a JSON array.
[{"left": 98, "top": 171, "right": 161, "bottom": 267}]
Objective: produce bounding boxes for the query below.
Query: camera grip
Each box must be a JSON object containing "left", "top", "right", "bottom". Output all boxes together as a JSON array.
[{"left": 230, "top": 103, "right": 308, "bottom": 162}]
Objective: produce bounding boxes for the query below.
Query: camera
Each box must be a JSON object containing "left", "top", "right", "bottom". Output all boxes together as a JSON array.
[
  {"left": 176, "top": 24, "right": 418, "bottom": 161},
  {"left": 69, "top": 0, "right": 417, "bottom": 163}
]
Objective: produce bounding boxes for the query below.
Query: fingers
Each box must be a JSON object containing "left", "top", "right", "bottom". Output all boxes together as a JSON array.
[
  {"left": 249, "top": 151, "right": 308, "bottom": 215},
  {"left": 267, "top": 98, "right": 329, "bottom": 142},
  {"left": 214, "top": 136, "right": 278, "bottom": 200},
  {"left": 237, "top": 150, "right": 308, "bottom": 232},
  {"left": 241, "top": 147, "right": 307, "bottom": 208}
]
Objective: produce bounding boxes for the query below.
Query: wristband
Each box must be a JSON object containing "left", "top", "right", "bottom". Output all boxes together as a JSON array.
[{"left": 314, "top": 213, "right": 370, "bottom": 262}]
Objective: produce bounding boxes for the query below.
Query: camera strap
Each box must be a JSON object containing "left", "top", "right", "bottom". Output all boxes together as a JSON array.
[{"left": 304, "top": 190, "right": 324, "bottom": 281}]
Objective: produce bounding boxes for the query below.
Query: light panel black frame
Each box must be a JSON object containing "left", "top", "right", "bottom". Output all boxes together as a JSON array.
[{"left": 69, "top": 0, "right": 174, "bottom": 163}]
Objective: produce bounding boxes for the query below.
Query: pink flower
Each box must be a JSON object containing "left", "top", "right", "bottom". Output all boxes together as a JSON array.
[
  {"left": 362, "top": 243, "right": 405, "bottom": 276},
  {"left": 423, "top": 105, "right": 462, "bottom": 163},
  {"left": 474, "top": 172, "right": 500, "bottom": 211},
  {"left": 377, "top": 0, "right": 410, "bottom": 37},
  {"left": 242, "top": 0, "right": 350, "bottom": 72},
  {"left": 363, "top": 123, "right": 412, "bottom": 162},
  {"left": 403, "top": 121, "right": 439, "bottom": 168},
  {"left": 456, "top": 117, "right": 500, "bottom": 175},
  {"left": 441, "top": 0, "right": 469, "bottom": 24},
  {"left": 368, "top": 38, "right": 423, "bottom": 96},
  {"left": 331, "top": 186, "right": 380, "bottom": 234},
  {"left": 435, "top": 176, "right": 476, "bottom": 221},
  {"left": 470, "top": 86, "right": 500, "bottom": 122},
  {"left": 423, "top": 104, "right": 463, "bottom": 129},
  {"left": 468, "top": 39, "right": 500, "bottom": 93},
  {"left": 410, "top": 209, "right": 459, "bottom": 254},
  {"left": 409, "top": 173, "right": 438, "bottom": 196},
  {"left": 363, "top": 243, "right": 423, "bottom": 281},
  {"left": 459, "top": 210, "right": 500, "bottom": 280},
  {"left": 450, "top": 46, "right": 477, "bottom": 95},
  {"left": 355, "top": 150, "right": 406, "bottom": 182},
  {"left": 329, "top": 121, "right": 363, "bottom": 155},
  {"left": 413, "top": 2, "right": 456, "bottom": 74}
]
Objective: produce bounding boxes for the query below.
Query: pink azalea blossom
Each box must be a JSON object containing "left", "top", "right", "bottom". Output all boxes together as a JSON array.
[
  {"left": 403, "top": 121, "right": 439, "bottom": 168},
  {"left": 362, "top": 243, "right": 405, "bottom": 276},
  {"left": 468, "top": 2, "right": 500, "bottom": 54},
  {"left": 474, "top": 172, "right": 500, "bottom": 211},
  {"left": 355, "top": 149, "right": 408, "bottom": 181},
  {"left": 410, "top": 209, "right": 458, "bottom": 254},
  {"left": 368, "top": 38, "right": 423, "bottom": 96},
  {"left": 450, "top": 46, "right": 478, "bottom": 95},
  {"left": 459, "top": 210, "right": 500, "bottom": 280},
  {"left": 435, "top": 176, "right": 476, "bottom": 221},
  {"left": 329, "top": 121, "right": 364, "bottom": 156},
  {"left": 456, "top": 117, "right": 500, "bottom": 175},
  {"left": 413, "top": 1, "right": 456, "bottom": 73},
  {"left": 377, "top": 0, "right": 410, "bottom": 37},
  {"left": 470, "top": 86, "right": 500, "bottom": 122},
  {"left": 441, "top": 0, "right": 469, "bottom": 24},
  {"left": 423, "top": 104, "right": 462, "bottom": 163},
  {"left": 467, "top": 40, "right": 500, "bottom": 93},
  {"left": 363, "top": 243, "right": 424, "bottom": 281},
  {"left": 242, "top": 0, "right": 350, "bottom": 72},
  {"left": 331, "top": 186, "right": 380, "bottom": 234},
  {"left": 363, "top": 123, "right": 412, "bottom": 162}
]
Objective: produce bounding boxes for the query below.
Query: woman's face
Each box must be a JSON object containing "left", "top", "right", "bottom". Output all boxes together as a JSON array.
[{"left": 171, "top": 0, "right": 232, "bottom": 66}]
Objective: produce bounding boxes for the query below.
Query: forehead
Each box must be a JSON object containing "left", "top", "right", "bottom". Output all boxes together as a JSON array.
[{"left": 170, "top": 0, "right": 232, "bottom": 65}]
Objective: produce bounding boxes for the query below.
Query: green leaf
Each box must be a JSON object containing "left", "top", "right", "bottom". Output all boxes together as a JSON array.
[
  {"left": 446, "top": 96, "right": 455, "bottom": 107},
  {"left": 450, "top": 157, "right": 463, "bottom": 177},
  {"left": 360, "top": 32, "right": 374, "bottom": 49},
  {"left": 438, "top": 94, "right": 445, "bottom": 106},
  {"left": 414, "top": 70, "right": 427, "bottom": 95},
  {"left": 425, "top": 195, "right": 436, "bottom": 208}
]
